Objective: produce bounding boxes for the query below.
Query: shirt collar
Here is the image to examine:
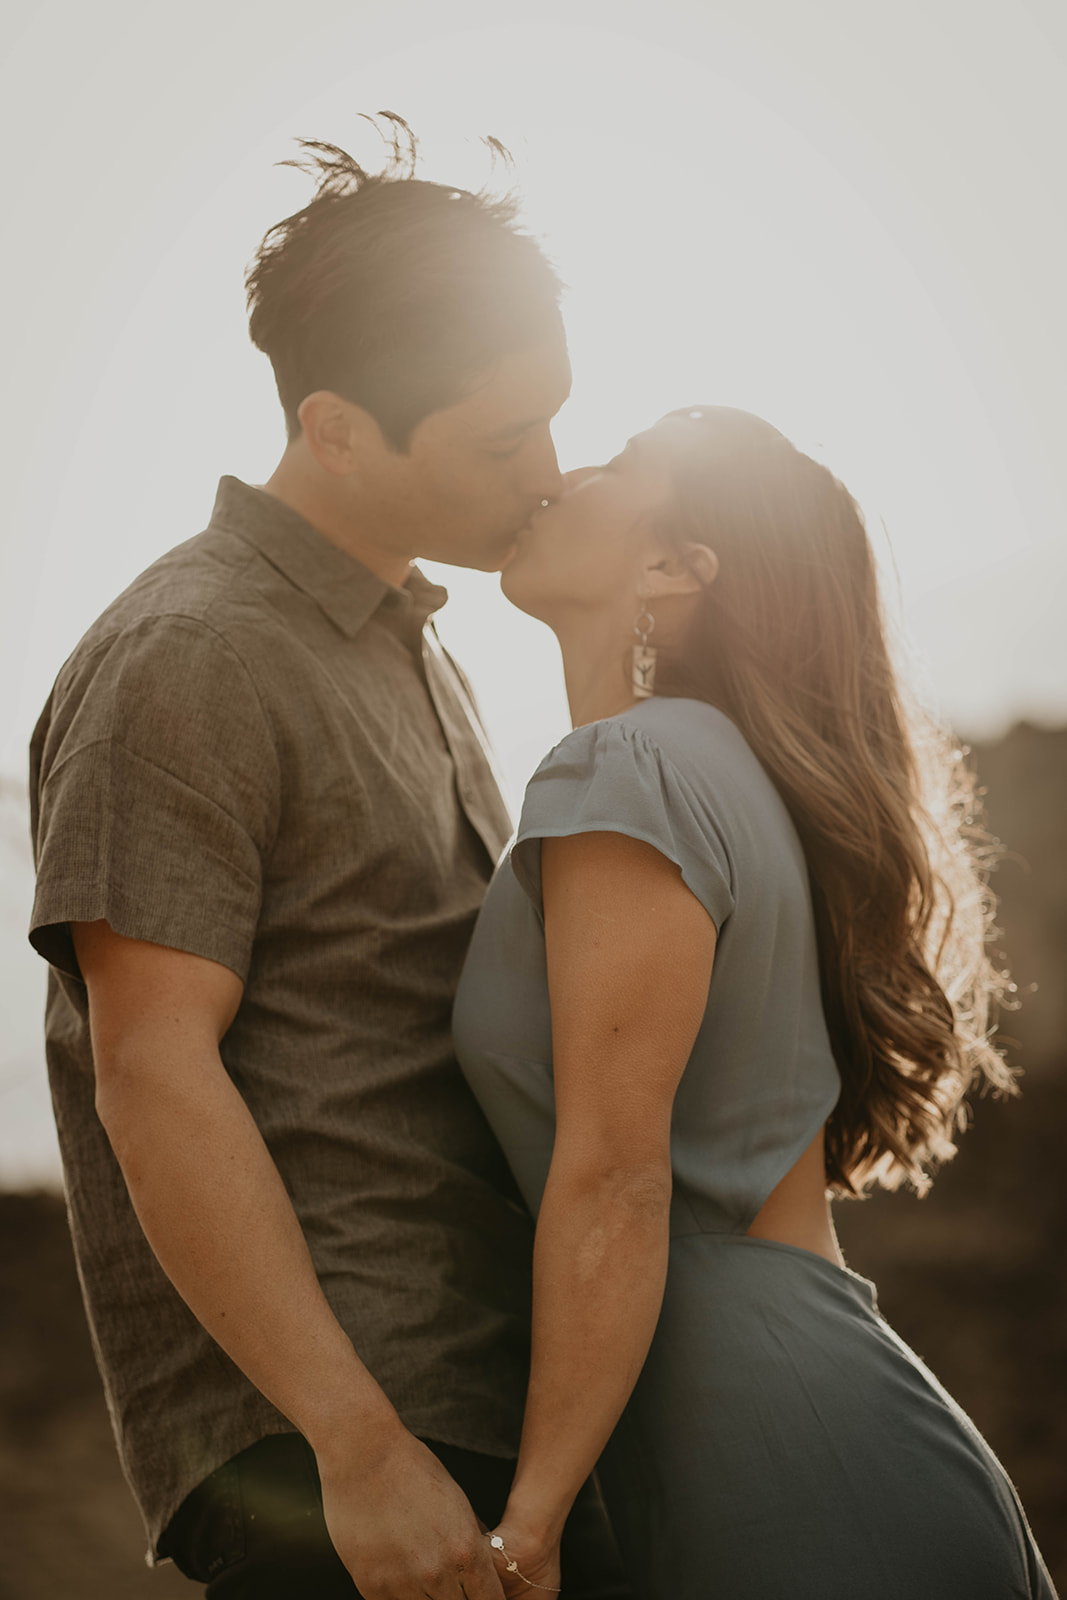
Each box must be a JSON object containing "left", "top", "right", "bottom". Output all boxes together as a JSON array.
[{"left": 208, "top": 476, "right": 449, "bottom": 638}]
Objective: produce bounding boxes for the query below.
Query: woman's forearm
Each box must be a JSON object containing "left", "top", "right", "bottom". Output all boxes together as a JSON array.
[
  {"left": 494, "top": 830, "right": 716, "bottom": 1567},
  {"left": 503, "top": 1151, "right": 672, "bottom": 1545}
]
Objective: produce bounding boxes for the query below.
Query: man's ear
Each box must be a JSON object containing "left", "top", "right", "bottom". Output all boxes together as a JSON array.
[
  {"left": 296, "top": 392, "right": 387, "bottom": 477},
  {"left": 642, "top": 543, "right": 719, "bottom": 597}
]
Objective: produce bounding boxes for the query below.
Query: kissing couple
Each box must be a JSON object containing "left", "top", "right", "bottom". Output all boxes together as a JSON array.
[{"left": 29, "top": 125, "right": 1056, "bottom": 1598}]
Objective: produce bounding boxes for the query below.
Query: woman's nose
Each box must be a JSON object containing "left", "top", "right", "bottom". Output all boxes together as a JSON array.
[{"left": 561, "top": 465, "right": 600, "bottom": 493}]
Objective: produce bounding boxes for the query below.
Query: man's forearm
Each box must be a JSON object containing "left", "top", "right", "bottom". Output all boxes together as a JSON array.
[
  {"left": 98, "top": 1043, "right": 403, "bottom": 1461},
  {"left": 75, "top": 924, "right": 504, "bottom": 1597}
]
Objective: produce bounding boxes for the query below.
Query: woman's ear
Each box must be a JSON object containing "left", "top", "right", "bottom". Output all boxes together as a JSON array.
[
  {"left": 681, "top": 543, "right": 719, "bottom": 587},
  {"left": 642, "top": 543, "right": 719, "bottom": 597}
]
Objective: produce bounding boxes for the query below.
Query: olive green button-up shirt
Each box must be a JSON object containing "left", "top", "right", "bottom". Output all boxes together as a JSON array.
[{"left": 28, "top": 477, "right": 533, "bottom": 1554}]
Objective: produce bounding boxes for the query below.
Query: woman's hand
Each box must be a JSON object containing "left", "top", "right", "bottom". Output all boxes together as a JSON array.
[{"left": 485, "top": 1519, "right": 562, "bottom": 1597}]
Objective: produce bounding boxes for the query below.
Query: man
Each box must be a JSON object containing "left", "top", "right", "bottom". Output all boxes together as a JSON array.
[{"left": 28, "top": 128, "right": 629, "bottom": 1598}]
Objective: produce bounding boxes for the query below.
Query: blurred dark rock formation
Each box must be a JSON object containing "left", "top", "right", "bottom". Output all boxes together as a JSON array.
[{"left": 1, "top": 721, "right": 1064, "bottom": 1596}]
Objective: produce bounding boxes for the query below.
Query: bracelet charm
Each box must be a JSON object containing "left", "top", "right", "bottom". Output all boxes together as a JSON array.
[{"left": 487, "top": 1533, "right": 563, "bottom": 1593}]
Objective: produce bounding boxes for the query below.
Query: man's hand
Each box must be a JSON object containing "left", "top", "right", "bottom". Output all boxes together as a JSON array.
[{"left": 317, "top": 1426, "right": 505, "bottom": 1599}]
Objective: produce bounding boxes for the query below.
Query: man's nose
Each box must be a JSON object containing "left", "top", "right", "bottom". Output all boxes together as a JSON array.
[{"left": 522, "top": 430, "right": 565, "bottom": 503}]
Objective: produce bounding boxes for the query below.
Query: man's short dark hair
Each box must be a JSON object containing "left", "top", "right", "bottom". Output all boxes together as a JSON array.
[{"left": 245, "top": 117, "right": 565, "bottom": 450}]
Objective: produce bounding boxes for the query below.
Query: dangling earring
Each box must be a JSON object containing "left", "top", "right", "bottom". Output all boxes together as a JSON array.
[{"left": 631, "top": 600, "right": 657, "bottom": 699}]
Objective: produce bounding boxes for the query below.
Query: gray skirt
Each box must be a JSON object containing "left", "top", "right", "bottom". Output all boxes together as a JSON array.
[{"left": 596, "top": 1235, "right": 1056, "bottom": 1599}]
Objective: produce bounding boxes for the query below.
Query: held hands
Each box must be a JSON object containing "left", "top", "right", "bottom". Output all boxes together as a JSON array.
[
  {"left": 316, "top": 1423, "right": 506, "bottom": 1599},
  {"left": 485, "top": 1519, "right": 563, "bottom": 1597}
]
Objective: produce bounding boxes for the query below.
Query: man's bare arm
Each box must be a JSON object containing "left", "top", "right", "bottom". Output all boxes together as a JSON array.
[{"left": 74, "top": 918, "right": 504, "bottom": 1600}]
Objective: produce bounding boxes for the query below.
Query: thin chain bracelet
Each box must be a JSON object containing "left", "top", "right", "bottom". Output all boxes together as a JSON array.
[{"left": 486, "top": 1533, "right": 563, "bottom": 1593}]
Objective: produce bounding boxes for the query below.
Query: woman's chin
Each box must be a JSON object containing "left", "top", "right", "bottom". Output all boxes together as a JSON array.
[{"left": 499, "top": 563, "right": 546, "bottom": 621}]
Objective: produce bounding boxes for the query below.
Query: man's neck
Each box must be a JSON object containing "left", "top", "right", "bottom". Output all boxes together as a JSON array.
[{"left": 264, "top": 454, "right": 413, "bottom": 590}]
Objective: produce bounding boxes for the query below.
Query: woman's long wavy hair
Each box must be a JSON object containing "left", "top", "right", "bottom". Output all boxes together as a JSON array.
[{"left": 654, "top": 406, "right": 1014, "bottom": 1196}]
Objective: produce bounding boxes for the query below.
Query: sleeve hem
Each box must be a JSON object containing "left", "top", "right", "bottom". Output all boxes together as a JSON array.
[
  {"left": 29, "top": 885, "right": 254, "bottom": 986},
  {"left": 511, "top": 819, "right": 731, "bottom": 934}
]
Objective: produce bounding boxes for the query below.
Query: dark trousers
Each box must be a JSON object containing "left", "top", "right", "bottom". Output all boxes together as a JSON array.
[{"left": 159, "top": 1432, "right": 632, "bottom": 1598}]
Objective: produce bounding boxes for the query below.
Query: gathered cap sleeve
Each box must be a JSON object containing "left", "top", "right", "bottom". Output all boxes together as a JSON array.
[{"left": 510, "top": 717, "right": 736, "bottom": 932}]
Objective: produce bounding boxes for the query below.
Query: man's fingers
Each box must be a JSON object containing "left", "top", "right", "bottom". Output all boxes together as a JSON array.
[
  {"left": 398, "top": 1538, "right": 503, "bottom": 1600},
  {"left": 456, "top": 1540, "right": 507, "bottom": 1600}
]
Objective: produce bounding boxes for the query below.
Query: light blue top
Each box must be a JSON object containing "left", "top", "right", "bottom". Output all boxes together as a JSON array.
[
  {"left": 454, "top": 696, "right": 841, "bottom": 1236},
  {"left": 454, "top": 697, "right": 1058, "bottom": 1599}
]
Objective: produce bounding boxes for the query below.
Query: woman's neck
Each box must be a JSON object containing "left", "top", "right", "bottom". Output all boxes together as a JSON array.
[{"left": 554, "top": 615, "right": 644, "bottom": 729}]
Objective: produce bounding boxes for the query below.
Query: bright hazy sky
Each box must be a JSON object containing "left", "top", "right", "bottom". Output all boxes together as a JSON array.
[
  {"left": 0, "top": 0, "right": 1065, "bottom": 1179},
  {"left": 2, "top": 0, "right": 1066, "bottom": 798}
]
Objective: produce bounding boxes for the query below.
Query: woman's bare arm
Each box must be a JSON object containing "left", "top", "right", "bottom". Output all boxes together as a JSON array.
[{"left": 488, "top": 832, "right": 715, "bottom": 1589}]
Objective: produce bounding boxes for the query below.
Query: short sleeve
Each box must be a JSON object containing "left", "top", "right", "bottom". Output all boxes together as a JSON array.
[
  {"left": 29, "top": 615, "right": 281, "bottom": 983},
  {"left": 510, "top": 718, "right": 735, "bottom": 931}
]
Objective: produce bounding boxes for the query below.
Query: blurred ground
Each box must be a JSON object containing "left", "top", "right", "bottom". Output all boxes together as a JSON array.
[
  {"left": 0, "top": 1189, "right": 190, "bottom": 1600},
  {"left": 1, "top": 721, "right": 1064, "bottom": 1597}
]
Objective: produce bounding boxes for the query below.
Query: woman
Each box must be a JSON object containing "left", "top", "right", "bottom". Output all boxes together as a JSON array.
[{"left": 453, "top": 407, "right": 1056, "bottom": 1598}]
